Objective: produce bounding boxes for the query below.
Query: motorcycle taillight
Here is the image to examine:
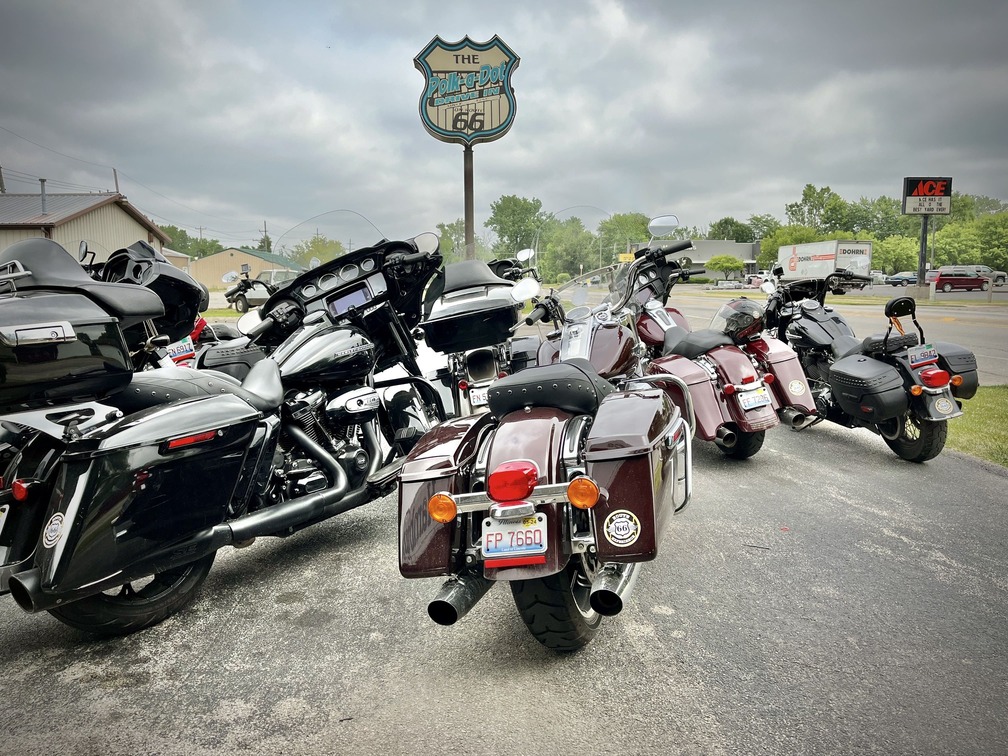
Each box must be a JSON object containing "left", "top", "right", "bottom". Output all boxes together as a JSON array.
[
  {"left": 488, "top": 460, "right": 538, "bottom": 502},
  {"left": 920, "top": 368, "right": 951, "bottom": 388}
]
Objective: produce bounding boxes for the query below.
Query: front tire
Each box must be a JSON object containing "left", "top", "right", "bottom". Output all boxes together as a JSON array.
[
  {"left": 48, "top": 554, "right": 216, "bottom": 636},
  {"left": 981, "top": 281, "right": 990, "bottom": 291},
  {"left": 511, "top": 557, "right": 606, "bottom": 652},
  {"left": 234, "top": 295, "right": 250, "bottom": 314},
  {"left": 717, "top": 429, "right": 765, "bottom": 459},
  {"left": 942, "top": 283, "right": 952, "bottom": 293},
  {"left": 881, "top": 414, "right": 947, "bottom": 463}
]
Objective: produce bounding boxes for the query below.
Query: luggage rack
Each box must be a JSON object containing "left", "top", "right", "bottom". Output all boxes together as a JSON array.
[{"left": 0, "top": 260, "right": 32, "bottom": 294}]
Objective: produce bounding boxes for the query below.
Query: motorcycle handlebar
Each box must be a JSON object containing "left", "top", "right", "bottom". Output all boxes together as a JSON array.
[
  {"left": 524, "top": 302, "right": 550, "bottom": 326},
  {"left": 224, "top": 284, "right": 242, "bottom": 299},
  {"left": 388, "top": 250, "right": 430, "bottom": 267},
  {"left": 244, "top": 314, "right": 274, "bottom": 338}
]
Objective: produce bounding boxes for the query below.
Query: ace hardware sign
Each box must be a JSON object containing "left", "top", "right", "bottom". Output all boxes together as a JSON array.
[
  {"left": 414, "top": 35, "right": 520, "bottom": 145},
  {"left": 902, "top": 176, "right": 953, "bottom": 215}
]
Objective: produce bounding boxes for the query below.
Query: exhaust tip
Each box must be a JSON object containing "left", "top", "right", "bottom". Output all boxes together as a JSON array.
[
  {"left": 427, "top": 600, "right": 461, "bottom": 626},
  {"left": 8, "top": 569, "right": 42, "bottom": 613},
  {"left": 715, "top": 426, "right": 737, "bottom": 448},
  {"left": 589, "top": 590, "right": 624, "bottom": 617}
]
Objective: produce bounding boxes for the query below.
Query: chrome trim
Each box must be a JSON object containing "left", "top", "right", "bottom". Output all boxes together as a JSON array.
[
  {"left": 561, "top": 414, "right": 592, "bottom": 480},
  {"left": 442, "top": 482, "right": 570, "bottom": 514}
]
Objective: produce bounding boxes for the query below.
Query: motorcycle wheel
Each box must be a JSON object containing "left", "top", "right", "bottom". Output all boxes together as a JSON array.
[
  {"left": 234, "top": 295, "right": 250, "bottom": 314},
  {"left": 510, "top": 556, "right": 608, "bottom": 652},
  {"left": 717, "top": 430, "right": 765, "bottom": 459},
  {"left": 48, "top": 553, "right": 216, "bottom": 636},
  {"left": 880, "top": 413, "right": 947, "bottom": 463}
]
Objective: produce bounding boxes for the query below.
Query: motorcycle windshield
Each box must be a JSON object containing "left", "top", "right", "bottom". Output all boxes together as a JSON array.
[{"left": 551, "top": 263, "right": 636, "bottom": 321}]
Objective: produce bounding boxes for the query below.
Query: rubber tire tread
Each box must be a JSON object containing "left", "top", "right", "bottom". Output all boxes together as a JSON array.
[
  {"left": 720, "top": 430, "right": 766, "bottom": 460},
  {"left": 510, "top": 561, "right": 601, "bottom": 652},
  {"left": 48, "top": 553, "right": 216, "bottom": 636},
  {"left": 883, "top": 415, "right": 947, "bottom": 463}
]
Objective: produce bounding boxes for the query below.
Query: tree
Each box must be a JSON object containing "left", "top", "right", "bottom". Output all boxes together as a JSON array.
[
  {"left": 747, "top": 213, "right": 782, "bottom": 241},
  {"left": 157, "top": 224, "right": 222, "bottom": 259},
  {"left": 976, "top": 212, "right": 1008, "bottom": 269},
  {"left": 707, "top": 216, "right": 755, "bottom": 243},
  {"left": 436, "top": 219, "right": 467, "bottom": 263},
  {"left": 598, "top": 212, "right": 650, "bottom": 259},
  {"left": 257, "top": 233, "right": 272, "bottom": 253},
  {"left": 755, "top": 225, "right": 820, "bottom": 269},
  {"left": 873, "top": 235, "right": 919, "bottom": 275},
  {"left": 784, "top": 184, "right": 844, "bottom": 232},
  {"left": 538, "top": 217, "right": 595, "bottom": 283},
  {"left": 485, "top": 195, "right": 549, "bottom": 258},
  {"left": 705, "top": 254, "right": 745, "bottom": 281}
]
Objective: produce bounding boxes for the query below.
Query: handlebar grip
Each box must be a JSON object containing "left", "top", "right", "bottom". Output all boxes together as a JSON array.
[
  {"left": 524, "top": 303, "right": 549, "bottom": 326},
  {"left": 225, "top": 285, "right": 241, "bottom": 298},
  {"left": 245, "top": 315, "right": 275, "bottom": 339},
  {"left": 658, "top": 240, "right": 694, "bottom": 256},
  {"left": 389, "top": 251, "right": 429, "bottom": 267}
]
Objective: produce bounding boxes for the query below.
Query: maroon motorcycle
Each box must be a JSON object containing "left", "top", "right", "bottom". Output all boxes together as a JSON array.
[
  {"left": 397, "top": 228, "right": 697, "bottom": 652},
  {"left": 636, "top": 266, "right": 816, "bottom": 459}
]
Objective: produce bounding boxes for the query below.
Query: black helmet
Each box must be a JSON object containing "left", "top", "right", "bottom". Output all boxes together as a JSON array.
[{"left": 710, "top": 297, "right": 765, "bottom": 343}]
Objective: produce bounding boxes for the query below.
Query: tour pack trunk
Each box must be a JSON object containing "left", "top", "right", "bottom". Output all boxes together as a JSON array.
[{"left": 20, "top": 393, "right": 267, "bottom": 602}]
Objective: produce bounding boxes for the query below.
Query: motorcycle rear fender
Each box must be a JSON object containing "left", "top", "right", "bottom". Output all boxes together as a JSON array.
[
  {"left": 646, "top": 355, "right": 726, "bottom": 441},
  {"left": 745, "top": 337, "right": 817, "bottom": 413},
  {"left": 912, "top": 389, "right": 964, "bottom": 421},
  {"left": 585, "top": 389, "right": 689, "bottom": 563},
  {"left": 398, "top": 412, "right": 495, "bottom": 578},
  {"left": 32, "top": 393, "right": 263, "bottom": 596},
  {"left": 705, "top": 345, "right": 779, "bottom": 433}
]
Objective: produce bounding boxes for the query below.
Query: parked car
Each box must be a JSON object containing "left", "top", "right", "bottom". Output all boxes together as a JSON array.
[
  {"left": 934, "top": 267, "right": 990, "bottom": 292},
  {"left": 885, "top": 271, "right": 917, "bottom": 286},
  {"left": 870, "top": 269, "right": 886, "bottom": 284},
  {"left": 968, "top": 264, "right": 1007, "bottom": 285}
]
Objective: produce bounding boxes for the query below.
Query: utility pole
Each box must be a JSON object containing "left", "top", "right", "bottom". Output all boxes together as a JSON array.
[{"left": 0, "top": 165, "right": 6, "bottom": 193}]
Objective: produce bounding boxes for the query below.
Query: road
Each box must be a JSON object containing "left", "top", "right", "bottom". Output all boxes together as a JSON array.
[{"left": 2, "top": 403, "right": 1007, "bottom": 755}]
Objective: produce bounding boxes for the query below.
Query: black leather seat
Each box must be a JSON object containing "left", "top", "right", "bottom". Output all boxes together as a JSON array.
[
  {"left": 487, "top": 358, "right": 614, "bottom": 418},
  {"left": 663, "top": 328, "right": 734, "bottom": 360},
  {"left": 112, "top": 360, "right": 283, "bottom": 414}
]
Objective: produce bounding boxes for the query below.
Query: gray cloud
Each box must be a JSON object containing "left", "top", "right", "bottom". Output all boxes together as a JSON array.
[{"left": 1, "top": 0, "right": 1005, "bottom": 250}]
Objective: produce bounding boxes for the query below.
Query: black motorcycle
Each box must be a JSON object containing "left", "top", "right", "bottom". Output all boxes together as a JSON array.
[
  {"left": 762, "top": 266, "right": 978, "bottom": 462},
  {"left": 0, "top": 233, "right": 444, "bottom": 635}
]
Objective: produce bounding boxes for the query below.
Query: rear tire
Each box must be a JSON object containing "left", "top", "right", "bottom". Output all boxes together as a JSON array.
[
  {"left": 48, "top": 554, "right": 216, "bottom": 636},
  {"left": 511, "top": 557, "right": 603, "bottom": 652},
  {"left": 234, "top": 295, "right": 250, "bottom": 313},
  {"left": 881, "top": 414, "right": 947, "bottom": 463},
  {"left": 717, "top": 429, "right": 765, "bottom": 459}
]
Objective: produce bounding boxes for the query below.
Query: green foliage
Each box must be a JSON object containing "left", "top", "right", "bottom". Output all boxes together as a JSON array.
[
  {"left": 288, "top": 234, "right": 345, "bottom": 268},
  {"left": 785, "top": 184, "right": 844, "bottom": 232},
  {"left": 158, "top": 224, "right": 223, "bottom": 259},
  {"left": 946, "top": 386, "right": 1008, "bottom": 468},
  {"left": 708, "top": 217, "right": 755, "bottom": 243},
  {"left": 485, "top": 195, "right": 549, "bottom": 257},
  {"left": 756, "top": 225, "right": 820, "bottom": 268},
  {"left": 705, "top": 254, "right": 745, "bottom": 280},
  {"left": 873, "top": 235, "right": 919, "bottom": 274},
  {"left": 538, "top": 217, "right": 596, "bottom": 282},
  {"left": 599, "top": 213, "right": 649, "bottom": 259},
  {"left": 257, "top": 233, "right": 272, "bottom": 253},
  {"left": 747, "top": 213, "right": 781, "bottom": 240},
  {"left": 556, "top": 273, "right": 571, "bottom": 285}
]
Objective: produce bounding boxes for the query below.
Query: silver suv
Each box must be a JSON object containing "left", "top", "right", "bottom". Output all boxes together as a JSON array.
[{"left": 968, "top": 265, "right": 1006, "bottom": 286}]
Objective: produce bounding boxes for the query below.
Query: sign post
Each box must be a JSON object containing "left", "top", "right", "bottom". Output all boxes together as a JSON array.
[
  {"left": 902, "top": 176, "right": 952, "bottom": 286},
  {"left": 415, "top": 36, "right": 520, "bottom": 259}
]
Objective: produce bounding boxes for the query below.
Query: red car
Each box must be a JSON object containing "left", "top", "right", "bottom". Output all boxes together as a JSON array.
[{"left": 934, "top": 267, "right": 990, "bottom": 292}]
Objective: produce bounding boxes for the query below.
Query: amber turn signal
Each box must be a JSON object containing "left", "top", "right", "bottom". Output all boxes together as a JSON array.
[
  {"left": 910, "top": 385, "right": 924, "bottom": 396},
  {"left": 567, "top": 477, "right": 600, "bottom": 510},
  {"left": 427, "top": 493, "right": 457, "bottom": 523},
  {"left": 950, "top": 374, "right": 963, "bottom": 387}
]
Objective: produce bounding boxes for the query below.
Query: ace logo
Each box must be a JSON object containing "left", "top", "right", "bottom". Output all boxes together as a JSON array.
[{"left": 902, "top": 176, "right": 953, "bottom": 215}]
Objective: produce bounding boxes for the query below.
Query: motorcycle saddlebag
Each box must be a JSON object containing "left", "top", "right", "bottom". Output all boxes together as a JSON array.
[
  {"left": 584, "top": 388, "right": 689, "bottom": 563},
  {"left": 398, "top": 412, "right": 495, "bottom": 577},
  {"left": 423, "top": 287, "right": 520, "bottom": 353},
  {"left": 828, "top": 354, "right": 908, "bottom": 422},
  {"left": 32, "top": 393, "right": 263, "bottom": 596},
  {"left": 0, "top": 291, "right": 132, "bottom": 413},
  {"left": 932, "top": 341, "right": 979, "bottom": 400}
]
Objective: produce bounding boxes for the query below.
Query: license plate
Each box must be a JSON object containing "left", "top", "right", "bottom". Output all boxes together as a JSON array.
[
  {"left": 908, "top": 342, "right": 939, "bottom": 368},
  {"left": 482, "top": 512, "right": 547, "bottom": 558},
  {"left": 738, "top": 385, "right": 771, "bottom": 410},
  {"left": 469, "top": 386, "right": 489, "bottom": 406},
  {"left": 167, "top": 335, "right": 195, "bottom": 364}
]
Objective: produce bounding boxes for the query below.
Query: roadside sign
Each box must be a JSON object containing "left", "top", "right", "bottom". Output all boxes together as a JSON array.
[{"left": 902, "top": 176, "right": 952, "bottom": 215}]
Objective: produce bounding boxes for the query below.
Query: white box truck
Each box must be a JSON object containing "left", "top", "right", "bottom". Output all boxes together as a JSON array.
[{"left": 776, "top": 240, "right": 873, "bottom": 290}]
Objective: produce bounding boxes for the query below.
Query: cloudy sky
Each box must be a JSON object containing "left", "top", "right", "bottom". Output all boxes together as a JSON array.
[{"left": 1, "top": 0, "right": 1006, "bottom": 251}]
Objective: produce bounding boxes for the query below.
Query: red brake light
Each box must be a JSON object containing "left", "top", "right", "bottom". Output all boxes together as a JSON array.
[
  {"left": 741, "top": 375, "right": 756, "bottom": 385},
  {"left": 11, "top": 479, "right": 31, "bottom": 501},
  {"left": 723, "top": 384, "right": 737, "bottom": 396},
  {"left": 488, "top": 460, "right": 538, "bottom": 502},
  {"left": 763, "top": 372, "right": 775, "bottom": 384},
  {"left": 166, "top": 430, "right": 218, "bottom": 450},
  {"left": 458, "top": 380, "right": 469, "bottom": 392},
  {"left": 920, "top": 368, "right": 950, "bottom": 388}
]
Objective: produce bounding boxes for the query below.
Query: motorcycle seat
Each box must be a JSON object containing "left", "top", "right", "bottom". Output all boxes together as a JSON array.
[
  {"left": 487, "top": 358, "right": 614, "bottom": 418},
  {"left": 111, "top": 361, "right": 284, "bottom": 415},
  {"left": 830, "top": 334, "right": 865, "bottom": 360},
  {"left": 663, "top": 328, "right": 734, "bottom": 360},
  {"left": 861, "top": 332, "right": 919, "bottom": 354}
]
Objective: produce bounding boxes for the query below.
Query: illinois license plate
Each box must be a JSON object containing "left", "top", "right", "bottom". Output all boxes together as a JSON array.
[
  {"left": 908, "top": 343, "right": 939, "bottom": 368},
  {"left": 739, "top": 385, "right": 771, "bottom": 410},
  {"left": 482, "top": 512, "right": 547, "bottom": 558},
  {"left": 469, "top": 386, "right": 489, "bottom": 406}
]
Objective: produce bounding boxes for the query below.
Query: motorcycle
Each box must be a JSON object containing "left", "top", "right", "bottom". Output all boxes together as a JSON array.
[
  {"left": 761, "top": 266, "right": 978, "bottom": 462},
  {"left": 223, "top": 270, "right": 278, "bottom": 314},
  {"left": 418, "top": 248, "right": 541, "bottom": 417},
  {"left": 397, "top": 216, "right": 695, "bottom": 652},
  {"left": 0, "top": 232, "right": 444, "bottom": 635}
]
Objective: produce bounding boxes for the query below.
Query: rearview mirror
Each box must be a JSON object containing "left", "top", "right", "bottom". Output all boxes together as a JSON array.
[
  {"left": 510, "top": 276, "right": 540, "bottom": 302},
  {"left": 516, "top": 248, "right": 534, "bottom": 263},
  {"left": 648, "top": 214, "right": 680, "bottom": 238},
  {"left": 760, "top": 281, "right": 776, "bottom": 294},
  {"left": 222, "top": 271, "right": 239, "bottom": 283}
]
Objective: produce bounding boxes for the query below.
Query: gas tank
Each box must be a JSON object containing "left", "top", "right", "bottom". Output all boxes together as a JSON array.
[
  {"left": 636, "top": 306, "right": 691, "bottom": 349},
  {"left": 272, "top": 321, "right": 377, "bottom": 384},
  {"left": 539, "top": 321, "right": 637, "bottom": 379},
  {"left": 786, "top": 302, "right": 856, "bottom": 350}
]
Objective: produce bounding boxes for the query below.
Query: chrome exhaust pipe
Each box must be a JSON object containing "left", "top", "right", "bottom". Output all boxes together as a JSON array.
[
  {"left": 715, "top": 425, "right": 737, "bottom": 448},
  {"left": 427, "top": 570, "right": 495, "bottom": 626},
  {"left": 778, "top": 406, "right": 807, "bottom": 428},
  {"left": 589, "top": 563, "right": 640, "bottom": 616}
]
